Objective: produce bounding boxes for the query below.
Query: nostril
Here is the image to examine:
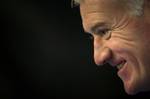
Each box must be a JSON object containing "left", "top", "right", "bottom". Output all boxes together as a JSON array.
[
  {"left": 95, "top": 59, "right": 108, "bottom": 66},
  {"left": 94, "top": 58, "right": 105, "bottom": 66}
]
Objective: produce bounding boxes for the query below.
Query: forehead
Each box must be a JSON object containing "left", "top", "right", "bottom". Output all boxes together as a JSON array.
[
  {"left": 80, "top": 0, "right": 123, "bottom": 17},
  {"left": 80, "top": 0, "right": 124, "bottom": 32},
  {"left": 80, "top": 0, "right": 120, "bottom": 11}
]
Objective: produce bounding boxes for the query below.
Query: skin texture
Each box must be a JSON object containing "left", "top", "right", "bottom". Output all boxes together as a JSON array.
[{"left": 79, "top": 0, "right": 150, "bottom": 95}]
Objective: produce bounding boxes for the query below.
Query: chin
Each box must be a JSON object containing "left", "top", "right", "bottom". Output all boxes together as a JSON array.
[
  {"left": 123, "top": 75, "right": 149, "bottom": 95},
  {"left": 124, "top": 84, "right": 139, "bottom": 95},
  {"left": 123, "top": 73, "right": 141, "bottom": 95},
  {"left": 124, "top": 82, "right": 137, "bottom": 95}
]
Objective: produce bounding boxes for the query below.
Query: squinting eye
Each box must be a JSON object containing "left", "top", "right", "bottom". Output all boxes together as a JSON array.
[
  {"left": 94, "top": 28, "right": 111, "bottom": 40},
  {"left": 95, "top": 28, "right": 109, "bottom": 37}
]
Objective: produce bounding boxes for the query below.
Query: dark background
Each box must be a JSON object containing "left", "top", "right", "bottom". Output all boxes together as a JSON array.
[{"left": 1, "top": 0, "right": 150, "bottom": 98}]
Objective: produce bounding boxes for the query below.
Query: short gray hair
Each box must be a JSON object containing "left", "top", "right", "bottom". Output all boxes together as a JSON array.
[{"left": 72, "top": 0, "right": 144, "bottom": 16}]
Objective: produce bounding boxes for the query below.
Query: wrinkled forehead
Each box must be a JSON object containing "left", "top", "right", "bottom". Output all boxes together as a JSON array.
[
  {"left": 79, "top": 0, "right": 124, "bottom": 5},
  {"left": 79, "top": 0, "right": 125, "bottom": 32},
  {"left": 80, "top": 0, "right": 122, "bottom": 17}
]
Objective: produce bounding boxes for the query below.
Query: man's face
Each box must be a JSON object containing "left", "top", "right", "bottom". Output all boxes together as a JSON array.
[{"left": 80, "top": 0, "right": 150, "bottom": 94}]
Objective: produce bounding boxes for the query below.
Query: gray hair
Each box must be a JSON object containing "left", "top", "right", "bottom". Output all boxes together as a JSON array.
[{"left": 72, "top": 0, "right": 144, "bottom": 16}]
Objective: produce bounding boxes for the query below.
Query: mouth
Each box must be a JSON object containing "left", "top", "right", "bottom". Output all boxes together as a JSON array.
[
  {"left": 117, "top": 60, "right": 130, "bottom": 82},
  {"left": 116, "top": 61, "right": 126, "bottom": 70},
  {"left": 116, "top": 60, "right": 134, "bottom": 94}
]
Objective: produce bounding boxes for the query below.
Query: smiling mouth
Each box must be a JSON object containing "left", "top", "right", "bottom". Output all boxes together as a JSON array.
[{"left": 116, "top": 61, "right": 126, "bottom": 70}]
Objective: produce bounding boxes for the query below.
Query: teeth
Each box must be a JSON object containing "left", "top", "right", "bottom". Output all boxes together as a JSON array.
[{"left": 117, "top": 62, "right": 125, "bottom": 70}]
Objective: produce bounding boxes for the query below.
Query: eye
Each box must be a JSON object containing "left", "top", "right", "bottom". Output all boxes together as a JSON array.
[
  {"left": 94, "top": 28, "right": 111, "bottom": 39},
  {"left": 95, "top": 28, "right": 108, "bottom": 36}
]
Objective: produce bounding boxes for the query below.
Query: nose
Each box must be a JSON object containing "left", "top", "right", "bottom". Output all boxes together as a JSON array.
[{"left": 94, "top": 36, "right": 112, "bottom": 65}]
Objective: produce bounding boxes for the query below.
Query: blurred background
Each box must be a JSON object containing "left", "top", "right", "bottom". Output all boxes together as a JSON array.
[{"left": 1, "top": 0, "right": 150, "bottom": 98}]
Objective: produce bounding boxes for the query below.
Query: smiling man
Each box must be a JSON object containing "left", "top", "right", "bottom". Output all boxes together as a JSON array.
[{"left": 72, "top": 0, "right": 150, "bottom": 95}]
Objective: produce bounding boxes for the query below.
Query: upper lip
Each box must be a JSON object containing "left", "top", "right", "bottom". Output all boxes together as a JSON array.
[{"left": 108, "top": 59, "right": 126, "bottom": 67}]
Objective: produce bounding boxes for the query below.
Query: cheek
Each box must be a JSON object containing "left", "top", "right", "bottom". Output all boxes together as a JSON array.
[
  {"left": 106, "top": 39, "right": 132, "bottom": 53},
  {"left": 136, "top": 45, "right": 150, "bottom": 73},
  {"left": 106, "top": 38, "right": 140, "bottom": 64}
]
